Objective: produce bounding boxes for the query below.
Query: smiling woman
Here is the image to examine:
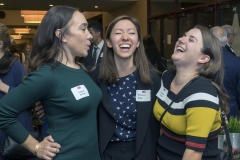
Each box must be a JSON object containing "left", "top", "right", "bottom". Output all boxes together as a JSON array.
[
  {"left": 106, "top": 19, "right": 140, "bottom": 63},
  {"left": 89, "top": 15, "right": 161, "bottom": 160},
  {"left": 153, "top": 25, "right": 229, "bottom": 160}
]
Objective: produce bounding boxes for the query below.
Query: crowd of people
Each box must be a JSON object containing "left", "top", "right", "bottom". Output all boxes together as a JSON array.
[{"left": 0, "top": 4, "right": 239, "bottom": 160}]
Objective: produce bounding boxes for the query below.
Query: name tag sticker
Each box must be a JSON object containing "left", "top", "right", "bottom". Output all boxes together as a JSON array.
[
  {"left": 156, "top": 86, "right": 168, "bottom": 101},
  {"left": 100, "top": 52, "right": 103, "bottom": 57},
  {"left": 136, "top": 90, "right": 151, "bottom": 102},
  {"left": 71, "top": 85, "right": 89, "bottom": 100}
]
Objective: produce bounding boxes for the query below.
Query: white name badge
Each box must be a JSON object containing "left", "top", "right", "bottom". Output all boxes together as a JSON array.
[
  {"left": 156, "top": 86, "right": 168, "bottom": 101},
  {"left": 71, "top": 85, "right": 89, "bottom": 100},
  {"left": 136, "top": 90, "right": 151, "bottom": 102},
  {"left": 100, "top": 52, "right": 103, "bottom": 57}
]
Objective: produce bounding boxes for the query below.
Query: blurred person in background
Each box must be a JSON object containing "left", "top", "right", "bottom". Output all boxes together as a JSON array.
[
  {"left": 143, "top": 35, "right": 167, "bottom": 73},
  {"left": 210, "top": 26, "right": 240, "bottom": 119},
  {"left": 9, "top": 37, "right": 26, "bottom": 63},
  {"left": 222, "top": 25, "right": 236, "bottom": 56},
  {"left": 82, "top": 21, "right": 104, "bottom": 68},
  {"left": 0, "top": 23, "right": 34, "bottom": 160}
]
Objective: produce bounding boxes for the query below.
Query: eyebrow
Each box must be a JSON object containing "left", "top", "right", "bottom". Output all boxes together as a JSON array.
[
  {"left": 189, "top": 35, "right": 198, "bottom": 42},
  {"left": 115, "top": 27, "right": 136, "bottom": 30},
  {"left": 80, "top": 23, "right": 88, "bottom": 27}
]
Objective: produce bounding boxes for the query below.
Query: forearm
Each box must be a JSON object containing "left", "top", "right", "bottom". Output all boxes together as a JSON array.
[
  {"left": 21, "top": 134, "right": 39, "bottom": 155},
  {"left": 182, "top": 149, "right": 202, "bottom": 160}
]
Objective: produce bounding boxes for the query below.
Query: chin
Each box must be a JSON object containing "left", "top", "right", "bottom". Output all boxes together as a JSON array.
[
  {"left": 171, "top": 53, "right": 177, "bottom": 59},
  {"left": 80, "top": 52, "right": 88, "bottom": 57}
]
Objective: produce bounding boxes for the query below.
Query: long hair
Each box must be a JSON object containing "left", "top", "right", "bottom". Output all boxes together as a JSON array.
[
  {"left": 195, "top": 25, "right": 229, "bottom": 113},
  {"left": 28, "top": 6, "right": 79, "bottom": 72},
  {"left": 0, "top": 23, "right": 11, "bottom": 51},
  {"left": 99, "top": 15, "right": 156, "bottom": 83}
]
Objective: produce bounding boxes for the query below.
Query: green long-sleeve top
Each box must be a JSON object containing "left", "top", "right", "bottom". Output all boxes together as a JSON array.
[{"left": 0, "top": 62, "right": 102, "bottom": 160}]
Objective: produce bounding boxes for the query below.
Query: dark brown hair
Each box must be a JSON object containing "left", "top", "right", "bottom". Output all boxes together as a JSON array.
[
  {"left": 195, "top": 25, "right": 229, "bottom": 113},
  {"left": 28, "top": 6, "right": 79, "bottom": 72}
]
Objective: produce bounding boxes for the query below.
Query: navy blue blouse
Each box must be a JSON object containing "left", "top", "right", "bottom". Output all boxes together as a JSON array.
[{"left": 108, "top": 71, "right": 137, "bottom": 141}]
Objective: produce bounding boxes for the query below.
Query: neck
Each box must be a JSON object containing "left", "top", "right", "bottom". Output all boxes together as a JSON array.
[
  {"left": 173, "top": 72, "right": 198, "bottom": 86},
  {"left": 115, "top": 58, "right": 135, "bottom": 78},
  {"left": 56, "top": 52, "right": 79, "bottom": 69},
  {"left": 94, "top": 38, "right": 102, "bottom": 47}
]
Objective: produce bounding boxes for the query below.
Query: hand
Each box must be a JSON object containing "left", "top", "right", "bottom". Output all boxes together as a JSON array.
[
  {"left": 36, "top": 135, "right": 61, "bottom": 160},
  {"left": 35, "top": 101, "right": 45, "bottom": 118}
]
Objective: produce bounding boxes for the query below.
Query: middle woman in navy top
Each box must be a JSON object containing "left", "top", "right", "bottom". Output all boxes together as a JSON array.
[{"left": 90, "top": 15, "right": 161, "bottom": 160}]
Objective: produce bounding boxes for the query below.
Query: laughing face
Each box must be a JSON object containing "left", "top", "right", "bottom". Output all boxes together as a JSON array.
[
  {"left": 106, "top": 20, "right": 140, "bottom": 61},
  {"left": 172, "top": 28, "right": 206, "bottom": 67}
]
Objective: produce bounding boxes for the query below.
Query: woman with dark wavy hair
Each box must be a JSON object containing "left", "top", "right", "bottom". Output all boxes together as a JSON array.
[
  {"left": 0, "top": 5, "right": 102, "bottom": 160},
  {"left": 153, "top": 25, "right": 229, "bottom": 160}
]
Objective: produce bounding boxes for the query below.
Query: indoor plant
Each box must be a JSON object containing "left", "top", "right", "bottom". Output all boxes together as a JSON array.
[{"left": 227, "top": 116, "right": 240, "bottom": 149}]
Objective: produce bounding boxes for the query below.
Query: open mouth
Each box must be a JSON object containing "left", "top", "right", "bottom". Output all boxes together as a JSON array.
[
  {"left": 176, "top": 46, "right": 186, "bottom": 52},
  {"left": 120, "top": 44, "right": 131, "bottom": 50}
]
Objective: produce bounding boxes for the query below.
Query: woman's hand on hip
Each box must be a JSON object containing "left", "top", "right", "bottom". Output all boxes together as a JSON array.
[{"left": 36, "top": 135, "right": 61, "bottom": 160}]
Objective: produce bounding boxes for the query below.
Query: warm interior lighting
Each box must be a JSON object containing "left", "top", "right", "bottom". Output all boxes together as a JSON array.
[
  {"left": 20, "top": 10, "right": 47, "bottom": 23},
  {"left": 10, "top": 35, "right": 22, "bottom": 40},
  {"left": 23, "top": 15, "right": 45, "bottom": 23},
  {"left": 95, "top": 6, "right": 98, "bottom": 8},
  {"left": 0, "top": 3, "right": 4, "bottom": 5},
  {"left": 49, "top": 4, "right": 53, "bottom": 7},
  {"left": 14, "top": 28, "right": 31, "bottom": 34}
]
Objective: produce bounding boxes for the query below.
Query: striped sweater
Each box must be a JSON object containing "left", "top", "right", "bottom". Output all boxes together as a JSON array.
[{"left": 153, "top": 70, "right": 221, "bottom": 158}]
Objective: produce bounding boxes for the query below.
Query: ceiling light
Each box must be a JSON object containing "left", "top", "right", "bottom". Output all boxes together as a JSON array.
[
  {"left": 10, "top": 35, "right": 22, "bottom": 40},
  {"left": 23, "top": 15, "right": 45, "bottom": 23},
  {"left": 49, "top": 4, "right": 53, "bottom": 7},
  {"left": 0, "top": 3, "right": 4, "bottom": 5},
  {"left": 21, "top": 10, "right": 47, "bottom": 16},
  {"left": 95, "top": 6, "right": 98, "bottom": 8},
  {"left": 14, "top": 28, "right": 31, "bottom": 34},
  {"left": 20, "top": 10, "right": 47, "bottom": 23}
]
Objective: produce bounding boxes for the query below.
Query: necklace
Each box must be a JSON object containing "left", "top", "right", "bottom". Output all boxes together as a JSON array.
[{"left": 174, "top": 80, "right": 190, "bottom": 85}]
